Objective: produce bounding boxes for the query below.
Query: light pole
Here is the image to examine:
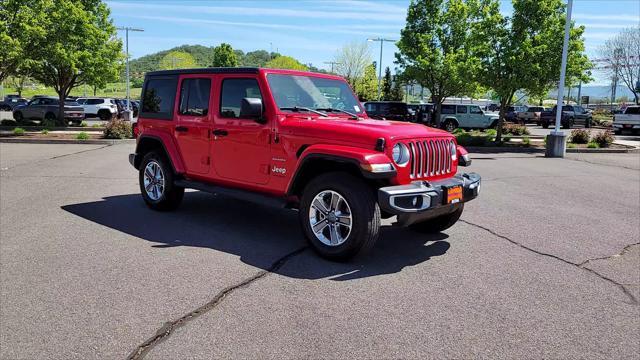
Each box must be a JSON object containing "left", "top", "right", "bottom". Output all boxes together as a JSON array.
[
  {"left": 323, "top": 61, "right": 341, "bottom": 73},
  {"left": 367, "top": 37, "right": 396, "bottom": 100},
  {"left": 547, "top": 0, "right": 572, "bottom": 157},
  {"left": 117, "top": 26, "right": 144, "bottom": 115}
]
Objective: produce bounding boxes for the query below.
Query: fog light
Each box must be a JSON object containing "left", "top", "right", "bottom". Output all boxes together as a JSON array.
[{"left": 412, "top": 196, "right": 419, "bottom": 207}]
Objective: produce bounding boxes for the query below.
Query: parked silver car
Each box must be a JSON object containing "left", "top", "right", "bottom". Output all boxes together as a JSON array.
[{"left": 12, "top": 96, "right": 85, "bottom": 126}]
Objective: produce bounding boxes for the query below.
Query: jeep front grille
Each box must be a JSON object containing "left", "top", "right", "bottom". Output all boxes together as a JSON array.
[{"left": 406, "top": 139, "right": 455, "bottom": 178}]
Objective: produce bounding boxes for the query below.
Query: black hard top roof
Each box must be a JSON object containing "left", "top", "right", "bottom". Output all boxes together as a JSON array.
[{"left": 146, "top": 67, "right": 260, "bottom": 77}]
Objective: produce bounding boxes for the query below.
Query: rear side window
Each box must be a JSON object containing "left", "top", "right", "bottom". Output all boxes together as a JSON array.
[
  {"left": 179, "top": 78, "right": 211, "bottom": 116},
  {"left": 141, "top": 76, "right": 178, "bottom": 120},
  {"left": 220, "top": 78, "right": 262, "bottom": 118},
  {"left": 625, "top": 107, "right": 640, "bottom": 114},
  {"left": 469, "top": 105, "right": 482, "bottom": 114},
  {"left": 441, "top": 105, "right": 455, "bottom": 114},
  {"left": 456, "top": 106, "right": 468, "bottom": 114},
  {"left": 365, "top": 103, "right": 377, "bottom": 113},
  {"left": 85, "top": 99, "right": 103, "bottom": 105}
]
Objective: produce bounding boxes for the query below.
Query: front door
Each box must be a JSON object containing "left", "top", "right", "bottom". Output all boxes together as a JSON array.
[
  {"left": 468, "top": 105, "right": 486, "bottom": 127},
  {"left": 174, "top": 76, "right": 213, "bottom": 175},
  {"left": 456, "top": 105, "right": 470, "bottom": 127},
  {"left": 212, "top": 76, "right": 271, "bottom": 185}
]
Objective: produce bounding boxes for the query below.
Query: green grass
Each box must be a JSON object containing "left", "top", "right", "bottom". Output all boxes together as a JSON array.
[
  {"left": 41, "top": 129, "right": 49, "bottom": 135},
  {"left": 80, "top": 121, "right": 88, "bottom": 127},
  {"left": 567, "top": 143, "right": 576, "bottom": 148},
  {"left": 13, "top": 127, "right": 25, "bottom": 136},
  {"left": 3, "top": 83, "right": 141, "bottom": 100},
  {"left": 587, "top": 142, "right": 600, "bottom": 149},
  {"left": 75, "top": 132, "right": 89, "bottom": 140},
  {"left": 522, "top": 136, "right": 530, "bottom": 147}
]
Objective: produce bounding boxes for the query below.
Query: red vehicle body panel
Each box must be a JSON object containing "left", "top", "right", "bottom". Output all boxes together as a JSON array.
[{"left": 136, "top": 68, "right": 460, "bottom": 197}]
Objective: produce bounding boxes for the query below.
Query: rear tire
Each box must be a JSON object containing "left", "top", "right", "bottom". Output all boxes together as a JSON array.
[
  {"left": 98, "top": 109, "right": 112, "bottom": 121},
  {"left": 139, "top": 151, "right": 184, "bottom": 211},
  {"left": 410, "top": 204, "right": 464, "bottom": 233},
  {"left": 542, "top": 122, "right": 549, "bottom": 129},
  {"left": 299, "top": 172, "right": 380, "bottom": 261},
  {"left": 13, "top": 111, "right": 24, "bottom": 123},
  {"left": 562, "top": 117, "right": 574, "bottom": 129},
  {"left": 442, "top": 119, "right": 457, "bottom": 132}
]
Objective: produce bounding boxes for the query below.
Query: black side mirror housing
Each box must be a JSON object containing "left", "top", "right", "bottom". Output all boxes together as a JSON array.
[{"left": 240, "top": 97, "right": 265, "bottom": 123}]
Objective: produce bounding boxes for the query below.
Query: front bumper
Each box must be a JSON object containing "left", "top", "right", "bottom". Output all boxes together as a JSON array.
[{"left": 378, "top": 172, "right": 481, "bottom": 226}]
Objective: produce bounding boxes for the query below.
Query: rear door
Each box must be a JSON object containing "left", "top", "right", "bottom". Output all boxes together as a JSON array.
[
  {"left": 212, "top": 75, "right": 271, "bottom": 185},
  {"left": 175, "top": 75, "right": 213, "bottom": 175},
  {"left": 456, "top": 105, "right": 470, "bottom": 127},
  {"left": 23, "top": 98, "right": 41, "bottom": 119}
]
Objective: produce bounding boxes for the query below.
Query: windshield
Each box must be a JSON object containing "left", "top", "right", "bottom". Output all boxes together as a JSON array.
[{"left": 267, "top": 74, "right": 363, "bottom": 114}]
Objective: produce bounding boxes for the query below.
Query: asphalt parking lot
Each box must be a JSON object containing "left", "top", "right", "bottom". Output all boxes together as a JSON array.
[{"left": 1, "top": 143, "right": 638, "bottom": 359}]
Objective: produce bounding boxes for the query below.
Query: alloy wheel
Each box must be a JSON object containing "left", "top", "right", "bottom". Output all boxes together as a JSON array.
[
  {"left": 309, "top": 190, "right": 353, "bottom": 246},
  {"left": 143, "top": 161, "right": 165, "bottom": 201}
]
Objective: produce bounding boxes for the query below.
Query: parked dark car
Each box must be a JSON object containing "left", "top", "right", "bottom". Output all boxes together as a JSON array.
[
  {"left": 407, "top": 103, "right": 434, "bottom": 124},
  {"left": 115, "top": 99, "right": 139, "bottom": 118},
  {"left": 13, "top": 96, "right": 85, "bottom": 126},
  {"left": 364, "top": 101, "right": 412, "bottom": 122},
  {"left": 538, "top": 105, "right": 592, "bottom": 129},
  {"left": 0, "top": 96, "right": 28, "bottom": 111}
]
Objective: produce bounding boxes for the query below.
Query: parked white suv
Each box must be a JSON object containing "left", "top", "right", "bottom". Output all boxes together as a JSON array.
[
  {"left": 613, "top": 105, "right": 640, "bottom": 134},
  {"left": 76, "top": 98, "right": 118, "bottom": 120}
]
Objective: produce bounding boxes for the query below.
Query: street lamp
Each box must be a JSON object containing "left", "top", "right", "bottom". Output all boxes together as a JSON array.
[
  {"left": 323, "top": 61, "right": 342, "bottom": 73},
  {"left": 117, "top": 26, "right": 144, "bottom": 116},
  {"left": 367, "top": 37, "right": 396, "bottom": 100}
]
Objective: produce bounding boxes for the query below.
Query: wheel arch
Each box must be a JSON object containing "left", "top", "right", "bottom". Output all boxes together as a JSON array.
[{"left": 134, "top": 134, "right": 185, "bottom": 174}]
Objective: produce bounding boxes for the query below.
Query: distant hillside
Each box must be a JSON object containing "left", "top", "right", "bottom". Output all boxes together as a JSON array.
[{"left": 128, "top": 45, "right": 324, "bottom": 84}]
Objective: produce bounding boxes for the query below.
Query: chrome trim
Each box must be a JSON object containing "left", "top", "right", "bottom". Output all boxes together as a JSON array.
[{"left": 389, "top": 193, "right": 432, "bottom": 212}]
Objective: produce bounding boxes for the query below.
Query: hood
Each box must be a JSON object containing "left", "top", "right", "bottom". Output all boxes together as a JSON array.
[{"left": 280, "top": 115, "right": 453, "bottom": 146}]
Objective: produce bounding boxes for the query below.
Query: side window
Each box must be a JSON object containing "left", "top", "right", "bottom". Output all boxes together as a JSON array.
[
  {"left": 626, "top": 107, "right": 640, "bottom": 115},
  {"left": 179, "top": 78, "right": 211, "bottom": 116},
  {"left": 441, "top": 105, "right": 455, "bottom": 114},
  {"left": 30, "top": 99, "right": 41, "bottom": 106},
  {"left": 469, "top": 106, "right": 482, "bottom": 114},
  {"left": 365, "top": 103, "right": 376, "bottom": 112},
  {"left": 141, "top": 76, "right": 178, "bottom": 120},
  {"left": 456, "top": 106, "right": 468, "bottom": 114},
  {"left": 220, "top": 78, "right": 262, "bottom": 118},
  {"left": 86, "top": 99, "right": 102, "bottom": 105}
]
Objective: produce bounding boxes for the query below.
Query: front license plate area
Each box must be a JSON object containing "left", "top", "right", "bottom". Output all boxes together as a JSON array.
[{"left": 444, "top": 185, "right": 463, "bottom": 204}]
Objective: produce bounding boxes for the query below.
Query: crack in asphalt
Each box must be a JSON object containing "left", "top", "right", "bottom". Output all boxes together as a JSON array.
[
  {"left": 460, "top": 220, "right": 639, "bottom": 306},
  {"left": 0, "top": 144, "right": 112, "bottom": 170},
  {"left": 126, "top": 246, "right": 308, "bottom": 360},
  {"left": 578, "top": 243, "right": 640, "bottom": 267}
]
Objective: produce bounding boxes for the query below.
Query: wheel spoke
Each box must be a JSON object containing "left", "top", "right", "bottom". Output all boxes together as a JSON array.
[
  {"left": 145, "top": 167, "right": 154, "bottom": 180},
  {"left": 312, "top": 198, "right": 329, "bottom": 215},
  {"left": 312, "top": 219, "right": 328, "bottom": 233},
  {"left": 329, "top": 224, "right": 341, "bottom": 245},
  {"left": 337, "top": 215, "right": 351, "bottom": 226},
  {"left": 145, "top": 182, "right": 154, "bottom": 192},
  {"left": 329, "top": 192, "right": 340, "bottom": 211}
]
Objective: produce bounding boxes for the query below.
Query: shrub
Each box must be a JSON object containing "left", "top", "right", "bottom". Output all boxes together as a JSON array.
[
  {"left": 522, "top": 136, "right": 530, "bottom": 147},
  {"left": 503, "top": 135, "right": 512, "bottom": 142},
  {"left": 41, "top": 129, "right": 49, "bottom": 135},
  {"left": 103, "top": 119, "right": 133, "bottom": 139},
  {"left": 587, "top": 142, "right": 600, "bottom": 149},
  {"left": 76, "top": 132, "right": 89, "bottom": 140},
  {"left": 593, "top": 130, "right": 614, "bottom": 148},
  {"left": 569, "top": 129, "right": 590, "bottom": 144},
  {"left": 567, "top": 143, "right": 576, "bottom": 148},
  {"left": 1, "top": 119, "right": 17, "bottom": 126},
  {"left": 13, "top": 127, "right": 25, "bottom": 136},
  {"left": 456, "top": 132, "right": 489, "bottom": 146},
  {"left": 452, "top": 128, "right": 466, "bottom": 135},
  {"left": 42, "top": 118, "right": 56, "bottom": 128},
  {"left": 80, "top": 121, "right": 88, "bottom": 127},
  {"left": 91, "top": 123, "right": 102, "bottom": 128},
  {"left": 502, "top": 123, "right": 530, "bottom": 135},
  {"left": 485, "top": 128, "right": 497, "bottom": 136}
]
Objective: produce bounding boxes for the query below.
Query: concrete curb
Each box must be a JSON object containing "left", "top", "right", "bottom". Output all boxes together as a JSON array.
[
  {"left": 0, "top": 138, "right": 135, "bottom": 145},
  {"left": 0, "top": 126, "right": 106, "bottom": 131},
  {"left": 467, "top": 146, "right": 639, "bottom": 154}
]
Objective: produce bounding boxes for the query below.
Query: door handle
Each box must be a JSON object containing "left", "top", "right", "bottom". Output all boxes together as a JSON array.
[
  {"left": 212, "top": 129, "right": 228, "bottom": 136},
  {"left": 175, "top": 126, "right": 188, "bottom": 133}
]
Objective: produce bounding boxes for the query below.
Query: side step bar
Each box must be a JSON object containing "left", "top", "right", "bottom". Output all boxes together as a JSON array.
[{"left": 174, "top": 179, "right": 288, "bottom": 209}]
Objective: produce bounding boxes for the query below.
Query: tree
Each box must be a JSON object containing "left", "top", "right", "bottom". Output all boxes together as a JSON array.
[
  {"left": 471, "top": 0, "right": 590, "bottom": 142},
  {"left": 0, "top": 0, "right": 49, "bottom": 82},
  {"left": 334, "top": 41, "right": 372, "bottom": 87},
  {"left": 26, "top": 0, "right": 122, "bottom": 124},
  {"left": 600, "top": 26, "right": 640, "bottom": 104},
  {"left": 242, "top": 50, "right": 272, "bottom": 67},
  {"left": 5, "top": 75, "right": 30, "bottom": 97},
  {"left": 396, "top": 0, "right": 480, "bottom": 127},
  {"left": 381, "top": 67, "right": 393, "bottom": 100},
  {"left": 389, "top": 76, "right": 405, "bottom": 101},
  {"left": 159, "top": 51, "right": 197, "bottom": 70},
  {"left": 354, "top": 63, "right": 378, "bottom": 101},
  {"left": 212, "top": 43, "right": 238, "bottom": 67},
  {"left": 264, "top": 56, "right": 308, "bottom": 71}
]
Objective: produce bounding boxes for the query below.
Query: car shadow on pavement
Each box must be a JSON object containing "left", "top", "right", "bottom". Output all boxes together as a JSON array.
[{"left": 62, "top": 191, "right": 450, "bottom": 281}]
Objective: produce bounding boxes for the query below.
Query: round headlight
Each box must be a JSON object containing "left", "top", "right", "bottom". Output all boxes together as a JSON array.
[
  {"left": 392, "top": 143, "right": 410, "bottom": 166},
  {"left": 450, "top": 141, "right": 457, "bottom": 161}
]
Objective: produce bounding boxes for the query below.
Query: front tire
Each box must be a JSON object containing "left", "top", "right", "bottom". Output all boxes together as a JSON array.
[
  {"left": 542, "top": 122, "right": 549, "bottom": 129},
  {"left": 13, "top": 111, "right": 24, "bottom": 123},
  {"left": 139, "top": 151, "right": 184, "bottom": 211},
  {"left": 98, "top": 109, "right": 112, "bottom": 121},
  {"left": 410, "top": 204, "right": 464, "bottom": 233},
  {"left": 299, "top": 172, "right": 380, "bottom": 261},
  {"left": 442, "top": 119, "right": 457, "bottom": 132}
]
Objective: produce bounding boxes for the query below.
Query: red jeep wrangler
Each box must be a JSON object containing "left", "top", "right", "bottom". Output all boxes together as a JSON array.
[{"left": 129, "top": 68, "right": 480, "bottom": 260}]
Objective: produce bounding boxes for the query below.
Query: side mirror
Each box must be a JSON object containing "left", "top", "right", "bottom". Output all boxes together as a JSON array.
[{"left": 240, "top": 97, "right": 264, "bottom": 123}]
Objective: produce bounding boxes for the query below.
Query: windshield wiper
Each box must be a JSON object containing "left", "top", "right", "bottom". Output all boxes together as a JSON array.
[
  {"left": 280, "top": 106, "right": 328, "bottom": 117},
  {"left": 315, "top": 107, "right": 359, "bottom": 120}
]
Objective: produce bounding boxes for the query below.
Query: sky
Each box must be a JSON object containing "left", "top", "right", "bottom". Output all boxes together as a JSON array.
[{"left": 107, "top": 0, "right": 640, "bottom": 86}]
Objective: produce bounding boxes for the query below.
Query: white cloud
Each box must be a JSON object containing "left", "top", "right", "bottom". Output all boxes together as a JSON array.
[{"left": 573, "top": 13, "right": 640, "bottom": 22}]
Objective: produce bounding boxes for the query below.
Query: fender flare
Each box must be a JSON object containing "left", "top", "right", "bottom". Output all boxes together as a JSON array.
[
  {"left": 286, "top": 144, "right": 395, "bottom": 195},
  {"left": 135, "top": 132, "right": 185, "bottom": 174}
]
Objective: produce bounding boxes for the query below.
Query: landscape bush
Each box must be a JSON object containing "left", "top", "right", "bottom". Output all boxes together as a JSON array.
[
  {"left": 569, "top": 129, "right": 590, "bottom": 144},
  {"left": 592, "top": 130, "right": 614, "bottom": 148},
  {"left": 13, "top": 127, "right": 25, "bottom": 136},
  {"left": 80, "top": 121, "right": 88, "bottom": 127},
  {"left": 41, "top": 129, "right": 49, "bottom": 135},
  {"left": 587, "top": 142, "right": 600, "bottom": 148},
  {"left": 522, "top": 136, "right": 530, "bottom": 147},
  {"left": 76, "top": 132, "right": 89, "bottom": 140},
  {"left": 103, "top": 119, "right": 132, "bottom": 139},
  {"left": 501, "top": 123, "right": 530, "bottom": 136}
]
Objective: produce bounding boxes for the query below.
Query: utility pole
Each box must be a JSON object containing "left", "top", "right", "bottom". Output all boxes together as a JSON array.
[
  {"left": 117, "top": 26, "right": 144, "bottom": 115},
  {"left": 547, "top": 0, "right": 572, "bottom": 158},
  {"left": 323, "top": 61, "right": 341, "bottom": 73},
  {"left": 367, "top": 37, "right": 396, "bottom": 100}
]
